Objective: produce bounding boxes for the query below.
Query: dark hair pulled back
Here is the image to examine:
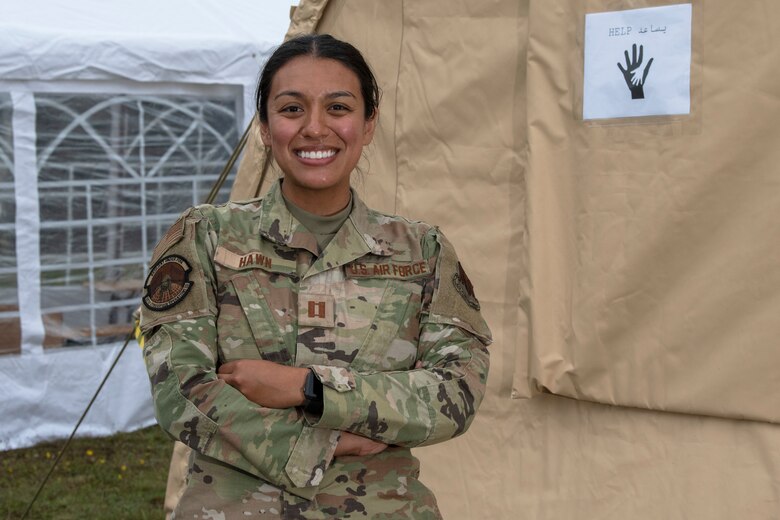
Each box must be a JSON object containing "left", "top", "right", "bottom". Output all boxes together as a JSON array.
[{"left": 256, "top": 34, "right": 380, "bottom": 124}]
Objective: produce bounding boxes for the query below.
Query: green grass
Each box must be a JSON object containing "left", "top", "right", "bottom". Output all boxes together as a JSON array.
[{"left": 1, "top": 426, "right": 174, "bottom": 520}]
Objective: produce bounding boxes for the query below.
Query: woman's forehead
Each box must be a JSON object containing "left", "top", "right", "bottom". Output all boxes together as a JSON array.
[{"left": 270, "top": 56, "right": 361, "bottom": 96}]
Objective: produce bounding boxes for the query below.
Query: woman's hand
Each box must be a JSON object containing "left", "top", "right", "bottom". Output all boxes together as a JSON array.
[
  {"left": 218, "top": 362, "right": 388, "bottom": 456},
  {"left": 334, "top": 431, "right": 388, "bottom": 457},
  {"left": 217, "top": 360, "right": 309, "bottom": 409}
]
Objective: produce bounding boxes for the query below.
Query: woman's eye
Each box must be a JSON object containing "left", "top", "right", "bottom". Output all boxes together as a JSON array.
[
  {"left": 280, "top": 106, "right": 302, "bottom": 114},
  {"left": 329, "top": 104, "right": 350, "bottom": 112}
]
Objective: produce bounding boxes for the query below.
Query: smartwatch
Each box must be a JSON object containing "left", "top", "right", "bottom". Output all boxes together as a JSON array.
[{"left": 302, "top": 368, "right": 324, "bottom": 415}]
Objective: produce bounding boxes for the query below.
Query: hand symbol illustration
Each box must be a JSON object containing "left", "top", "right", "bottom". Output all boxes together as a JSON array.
[{"left": 617, "top": 44, "right": 654, "bottom": 99}]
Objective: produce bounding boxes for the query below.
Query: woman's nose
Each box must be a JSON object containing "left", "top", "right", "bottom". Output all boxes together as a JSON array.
[{"left": 302, "top": 110, "right": 328, "bottom": 138}]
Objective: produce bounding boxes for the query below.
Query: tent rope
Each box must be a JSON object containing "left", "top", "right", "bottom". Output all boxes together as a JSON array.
[
  {"left": 20, "top": 117, "right": 255, "bottom": 520},
  {"left": 204, "top": 120, "right": 253, "bottom": 205},
  {"left": 21, "top": 329, "right": 135, "bottom": 520}
]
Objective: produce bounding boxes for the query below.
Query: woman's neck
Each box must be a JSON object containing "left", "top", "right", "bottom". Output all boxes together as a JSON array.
[{"left": 280, "top": 180, "right": 351, "bottom": 216}]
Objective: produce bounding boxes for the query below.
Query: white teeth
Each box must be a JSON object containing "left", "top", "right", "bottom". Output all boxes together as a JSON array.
[{"left": 297, "top": 149, "right": 336, "bottom": 160}]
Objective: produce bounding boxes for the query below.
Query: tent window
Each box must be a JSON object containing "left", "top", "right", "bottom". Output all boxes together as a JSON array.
[
  {"left": 35, "top": 93, "right": 236, "bottom": 348},
  {"left": 0, "top": 93, "right": 19, "bottom": 355}
]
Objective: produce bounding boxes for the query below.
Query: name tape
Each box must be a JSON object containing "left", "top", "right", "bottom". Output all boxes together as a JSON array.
[
  {"left": 215, "top": 247, "right": 273, "bottom": 270},
  {"left": 346, "top": 260, "right": 429, "bottom": 279}
]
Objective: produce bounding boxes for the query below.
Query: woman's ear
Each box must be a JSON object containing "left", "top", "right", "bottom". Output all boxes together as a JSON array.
[
  {"left": 260, "top": 121, "right": 272, "bottom": 146},
  {"left": 362, "top": 108, "right": 378, "bottom": 146}
]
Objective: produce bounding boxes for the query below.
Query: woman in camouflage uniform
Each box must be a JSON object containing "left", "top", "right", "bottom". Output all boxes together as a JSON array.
[{"left": 140, "top": 34, "right": 491, "bottom": 519}]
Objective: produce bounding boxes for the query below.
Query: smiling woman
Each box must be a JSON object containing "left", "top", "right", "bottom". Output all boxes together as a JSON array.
[
  {"left": 139, "top": 34, "right": 492, "bottom": 519},
  {"left": 260, "top": 55, "right": 376, "bottom": 215},
  {"left": 256, "top": 35, "right": 380, "bottom": 216}
]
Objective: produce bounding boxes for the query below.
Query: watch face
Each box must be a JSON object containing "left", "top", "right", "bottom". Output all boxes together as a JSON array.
[
  {"left": 304, "top": 370, "right": 317, "bottom": 401},
  {"left": 302, "top": 370, "right": 323, "bottom": 415}
]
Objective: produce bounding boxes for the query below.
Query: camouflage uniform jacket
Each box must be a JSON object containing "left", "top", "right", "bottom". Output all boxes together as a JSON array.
[{"left": 140, "top": 181, "right": 491, "bottom": 519}]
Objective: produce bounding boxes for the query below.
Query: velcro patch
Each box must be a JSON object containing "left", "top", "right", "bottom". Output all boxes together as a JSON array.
[
  {"left": 214, "top": 247, "right": 273, "bottom": 270},
  {"left": 150, "top": 217, "right": 185, "bottom": 264},
  {"left": 213, "top": 245, "right": 299, "bottom": 276},
  {"left": 345, "top": 260, "right": 430, "bottom": 280},
  {"left": 429, "top": 231, "right": 492, "bottom": 344},
  {"left": 298, "top": 294, "right": 335, "bottom": 328},
  {"left": 452, "top": 262, "right": 480, "bottom": 310},
  {"left": 142, "top": 255, "right": 193, "bottom": 311}
]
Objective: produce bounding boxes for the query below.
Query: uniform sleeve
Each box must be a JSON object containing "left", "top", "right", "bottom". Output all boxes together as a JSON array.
[
  {"left": 304, "top": 229, "right": 491, "bottom": 447},
  {"left": 140, "top": 208, "right": 339, "bottom": 498}
]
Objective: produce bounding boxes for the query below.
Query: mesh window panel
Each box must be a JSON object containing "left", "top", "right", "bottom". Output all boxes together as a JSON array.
[
  {"left": 0, "top": 93, "right": 20, "bottom": 355},
  {"left": 36, "top": 93, "right": 239, "bottom": 347}
]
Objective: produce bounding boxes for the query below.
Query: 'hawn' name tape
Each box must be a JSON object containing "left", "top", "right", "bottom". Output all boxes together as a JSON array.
[{"left": 215, "top": 247, "right": 273, "bottom": 270}]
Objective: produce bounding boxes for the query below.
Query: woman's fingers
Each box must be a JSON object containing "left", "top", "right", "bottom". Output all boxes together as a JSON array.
[
  {"left": 217, "top": 361, "right": 235, "bottom": 374},
  {"left": 335, "top": 431, "right": 388, "bottom": 457}
]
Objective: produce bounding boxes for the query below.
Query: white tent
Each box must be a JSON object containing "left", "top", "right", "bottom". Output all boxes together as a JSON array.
[{"left": 0, "top": 0, "right": 292, "bottom": 450}]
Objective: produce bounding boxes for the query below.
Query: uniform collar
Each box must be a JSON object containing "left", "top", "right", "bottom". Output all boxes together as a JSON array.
[
  {"left": 257, "top": 179, "right": 395, "bottom": 258},
  {"left": 257, "top": 180, "right": 318, "bottom": 255}
]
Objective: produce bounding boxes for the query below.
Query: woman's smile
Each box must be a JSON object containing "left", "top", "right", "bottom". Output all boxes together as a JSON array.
[{"left": 295, "top": 148, "right": 338, "bottom": 161}]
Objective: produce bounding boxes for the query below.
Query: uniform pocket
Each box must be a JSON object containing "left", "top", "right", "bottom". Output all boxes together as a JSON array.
[
  {"left": 177, "top": 453, "right": 285, "bottom": 519},
  {"left": 349, "top": 279, "right": 424, "bottom": 372},
  {"left": 222, "top": 271, "right": 292, "bottom": 364}
]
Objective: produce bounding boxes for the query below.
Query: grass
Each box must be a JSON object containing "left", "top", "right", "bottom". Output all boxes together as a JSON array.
[{"left": 0, "top": 426, "right": 174, "bottom": 520}]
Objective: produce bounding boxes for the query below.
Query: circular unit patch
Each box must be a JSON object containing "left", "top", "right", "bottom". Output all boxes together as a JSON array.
[
  {"left": 452, "top": 262, "right": 480, "bottom": 311},
  {"left": 143, "top": 255, "right": 193, "bottom": 311}
]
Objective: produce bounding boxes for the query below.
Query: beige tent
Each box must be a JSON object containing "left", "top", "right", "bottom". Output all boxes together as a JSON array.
[{"left": 231, "top": 0, "right": 780, "bottom": 517}]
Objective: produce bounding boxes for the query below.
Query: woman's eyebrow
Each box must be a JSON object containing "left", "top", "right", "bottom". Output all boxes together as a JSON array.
[
  {"left": 273, "top": 90, "right": 356, "bottom": 100},
  {"left": 326, "top": 91, "right": 356, "bottom": 99},
  {"left": 274, "top": 90, "right": 302, "bottom": 100}
]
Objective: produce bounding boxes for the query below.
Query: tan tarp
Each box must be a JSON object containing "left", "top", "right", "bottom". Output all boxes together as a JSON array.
[
  {"left": 524, "top": 0, "right": 780, "bottom": 424},
  {"left": 230, "top": 0, "right": 780, "bottom": 517}
]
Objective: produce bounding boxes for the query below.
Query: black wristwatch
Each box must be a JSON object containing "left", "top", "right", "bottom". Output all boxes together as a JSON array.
[{"left": 302, "top": 369, "right": 324, "bottom": 415}]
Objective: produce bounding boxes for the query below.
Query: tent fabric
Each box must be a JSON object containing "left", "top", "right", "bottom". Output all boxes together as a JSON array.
[
  {"left": 525, "top": 0, "right": 780, "bottom": 424},
  {"left": 0, "top": 0, "right": 292, "bottom": 451},
  {"left": 286, "top": 0, "right": 331, "bottom": 39},
  {"left": 0, "top": 0, "right": 292, "bottom": 124},
  {"left": 3, "top": 344, "right": 154, "bottom": 451},
  {"left": 230, "top": 0, "right": 780, "bottom": 517},
  {"left": 420, "top": 394, "right": 780, "bottom": 519}
]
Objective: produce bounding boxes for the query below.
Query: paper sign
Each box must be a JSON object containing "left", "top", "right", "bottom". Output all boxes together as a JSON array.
[{"left": 583, "top": 4, "right": 692, "bottom": 120}]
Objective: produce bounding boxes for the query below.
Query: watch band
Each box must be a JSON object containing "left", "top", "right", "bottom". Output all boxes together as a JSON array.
[{"left": 302, "top": 368, "right": 324, "bottom": 415}]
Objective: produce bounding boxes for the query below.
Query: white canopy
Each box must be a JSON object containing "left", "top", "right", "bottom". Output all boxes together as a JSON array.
[
  {"left": 0, "top": 0, "right": 292, "bottom": 450},
  {"left": 0, "top": 0, "right": 293, "bottom": 123}
]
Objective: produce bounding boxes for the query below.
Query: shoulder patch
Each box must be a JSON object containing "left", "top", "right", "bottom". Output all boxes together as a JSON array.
[
  {"left": 143, "top": 255, "right": 193, "bottom": 311},
  {"left": 452, "top": 262, "right": 480, "bottom": 310},
  {"left": 151, "top": 216, "right": 185, "bottom": 264},
  {"left": 429, "top": 231, "right": 492, "bottom": 344}
]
